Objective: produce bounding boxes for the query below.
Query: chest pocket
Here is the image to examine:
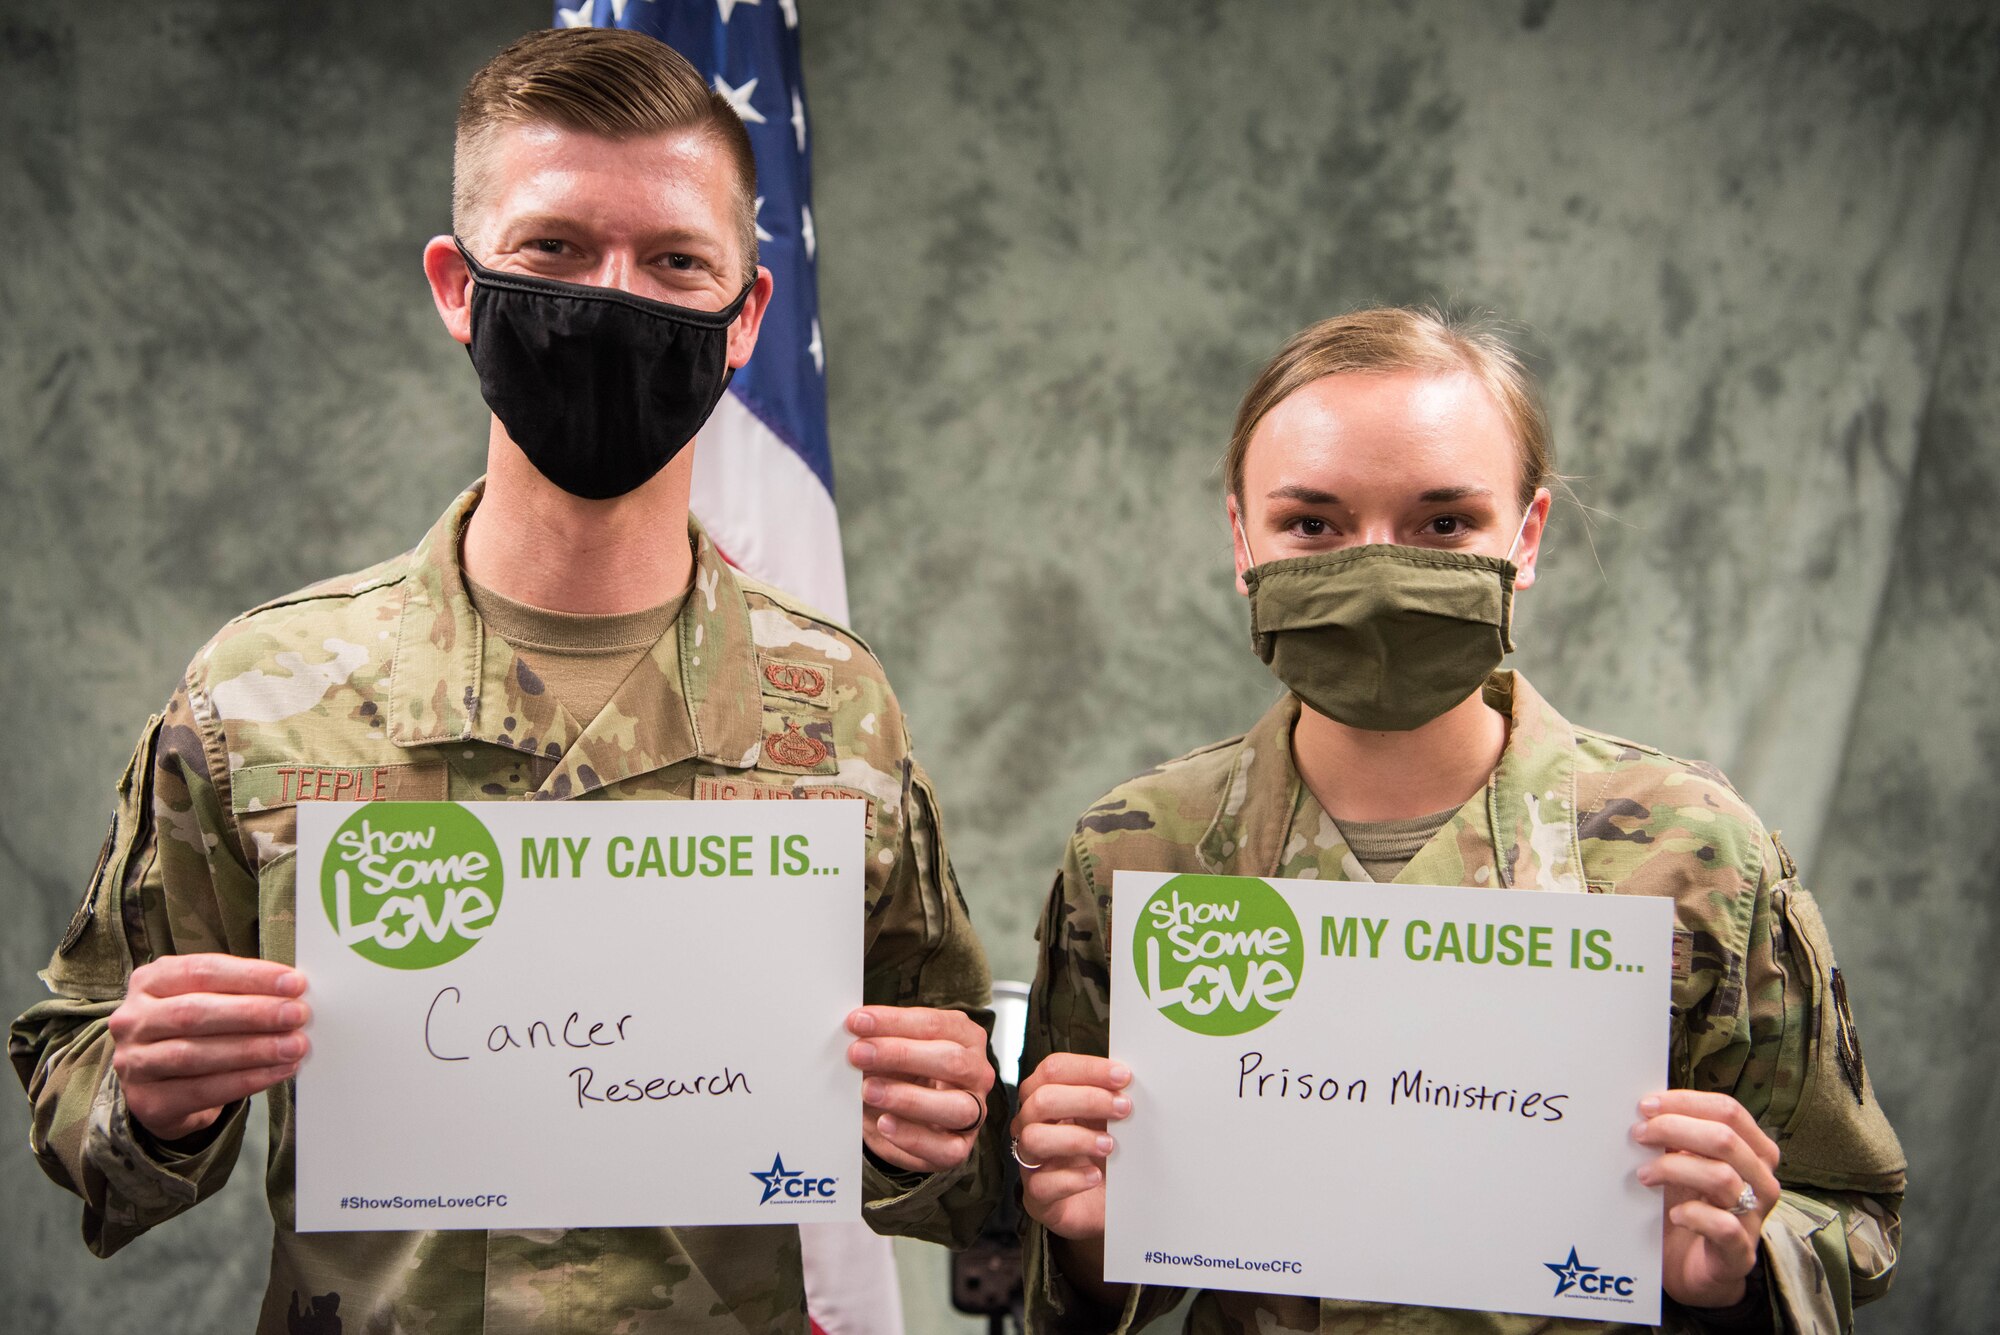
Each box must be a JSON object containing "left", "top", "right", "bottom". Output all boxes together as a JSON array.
[{"left": 231, "top": 760, "right": 449, "bottom": 965}]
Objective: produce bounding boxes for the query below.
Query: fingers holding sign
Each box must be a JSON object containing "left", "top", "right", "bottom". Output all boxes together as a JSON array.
[
  {"left": 107, "top": 954, "right": 310, "bottom": 1144},
  {"left": 1634, "top": 1089, "right": 1781, "bottom": 1309},
  {"left": 847, "top": 1005, "right": 995, "bottom": 1174},
  {"left": 1011, "top": 1052, "right": 1133, "bottom": 1243}
]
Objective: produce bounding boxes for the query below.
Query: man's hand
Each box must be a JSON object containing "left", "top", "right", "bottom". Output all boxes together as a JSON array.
[
  {"left": 1010, "top": 1053, "right": 1131, "bottom": 1243},
  {"left": 106, "top": 955, "right": 310, "bottom": 1144},
  {"left": 846, "top": 1005, "right": 994, "bottom": 1174},
  {"left": 1634, "top": 1090, "right": 1781, "bottom": 1309}
]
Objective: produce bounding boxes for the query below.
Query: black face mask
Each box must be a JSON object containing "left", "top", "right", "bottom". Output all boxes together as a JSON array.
[{"left": 455, "top": 239, "right": 752, "bottom": 500}]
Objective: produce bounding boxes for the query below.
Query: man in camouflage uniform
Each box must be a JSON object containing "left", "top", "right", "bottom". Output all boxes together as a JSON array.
[
  {"left": 12, "top": 27, "right": 1002, "bottom": 1334},
  {"left": 1011, "top": 311, "right": 1903, "bottom": 1333}
]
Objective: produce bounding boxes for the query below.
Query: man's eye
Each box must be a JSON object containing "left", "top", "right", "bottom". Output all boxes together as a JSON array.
[
  {"left": 664, "top": 253, "right": 697, "bottom": 271},
  {"left": 527, "top": 239, "right": 569, "bottom": 255}
]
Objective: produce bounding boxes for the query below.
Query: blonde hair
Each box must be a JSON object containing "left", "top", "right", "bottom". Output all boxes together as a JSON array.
[
  {"left": 1225, "top": 308, "right": 1553, "bottom": 509},
  {"left": 453, "top": 28, "right": 759, "bottom": 283}
]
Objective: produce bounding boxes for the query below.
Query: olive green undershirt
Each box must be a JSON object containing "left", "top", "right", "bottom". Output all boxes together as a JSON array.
[
  {"left": 466, "top": 577, "right": 686, "bottom": 728},
  {"left": 1332, "top": 807, "right": 1459, "bottom": 883}
]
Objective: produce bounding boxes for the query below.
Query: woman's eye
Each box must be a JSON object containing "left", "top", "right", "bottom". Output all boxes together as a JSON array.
[
  {"left": 1427, "top": 515, "right": 1463, "bottom": 536},
  {"left": 1295, "top": 517, "right": 1329, "bottom": 537}
]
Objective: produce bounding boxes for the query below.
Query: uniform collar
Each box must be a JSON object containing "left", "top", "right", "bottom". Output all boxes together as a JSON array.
[
  {"left": 1468, "top": 669, "right": 1585, "bottom": 892},
  {"left": 384, "top": 481, "right": 764, "bottom": 796},
  {"left": 1203, "top": 671, "right": 1585, "bottom": 891},
  {"left": 1197, "top": 693, "right": 1304, "bottom": 874}
]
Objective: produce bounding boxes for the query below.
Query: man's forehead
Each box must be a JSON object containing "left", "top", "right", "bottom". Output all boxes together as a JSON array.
[
  {"left": 487, "top": 119, "right": 732, "bottom": 192},
  {"left": 478, "top": 120, "right": 745, "bottom": 245}
]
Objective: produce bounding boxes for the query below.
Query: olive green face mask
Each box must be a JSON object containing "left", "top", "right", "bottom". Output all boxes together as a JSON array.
[{"left": 1243, "top": 544, "right": 1517, "bottom": 731}]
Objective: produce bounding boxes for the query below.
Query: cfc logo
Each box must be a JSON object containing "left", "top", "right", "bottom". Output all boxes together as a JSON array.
[
  {"left": 750, "top": 1152, "right": 839, "bottom": 1206},
  {"left": 1544, "top": 1246, "right": 1635, "bottom": 1301}
]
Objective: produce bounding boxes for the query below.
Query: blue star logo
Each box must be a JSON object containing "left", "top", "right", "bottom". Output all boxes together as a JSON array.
[
  {"left": 750, "top": 1152, "right": 803, "bottom": 1205},
  {"left": 1545, "top": 1246, "right": 1599, "bottom": 1297}
]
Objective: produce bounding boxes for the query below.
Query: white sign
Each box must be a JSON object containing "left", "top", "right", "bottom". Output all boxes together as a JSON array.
[
  {"left": 1106, "top": 871, "right": 1672, "bottom": 1323},
  {"left": 294, "top": 800, "right": 864, "bottom": 1231}
]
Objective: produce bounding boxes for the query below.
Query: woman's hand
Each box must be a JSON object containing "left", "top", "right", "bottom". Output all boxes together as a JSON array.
[
  {"left": 1634, "top": 1090, "right": 1782, "bottom": 1309},
  {"left": 1010, "top": 1053, "right": 1132, "bottom": 1241}
]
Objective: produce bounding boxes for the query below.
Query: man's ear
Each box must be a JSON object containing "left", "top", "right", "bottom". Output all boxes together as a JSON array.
[
  {"left": 1227, "top": 493, "right": 1253, "bottom": 595},
  {"left": 423, "top": 235, "right": 474, "bottom": 347},
  {"left": 726, "top": 266, "right": 776, "bottom": 369}
]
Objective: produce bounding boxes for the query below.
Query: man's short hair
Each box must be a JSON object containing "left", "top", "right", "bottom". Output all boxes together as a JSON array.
[
  {"left": 1226, "top": 308, "right": 1554, "bottom": 510},
  {"left": 454, "top": 27, "right": 759, "bottom": 284}
]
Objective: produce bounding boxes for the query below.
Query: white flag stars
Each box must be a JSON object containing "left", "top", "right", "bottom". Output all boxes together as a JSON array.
[
  {"left": 807, "top": 318, "right": 824, "bottom": 374},
  {"left": 778, "top": 0, "right": 797, "bottom": 28},
  {"left": 558, "top": 1, "right": 653, "bottom": 29},
  {"left": 754, "top": 196, "right": 774, "bottom": 244},
  {"left": 790, "top": 89, "right": 807, "bottom": 154},
  {"left": 800, "top": 204, "right": 816, "bottom": 261},
  {"left": 716, "top": 0, "right": 759, "bottom": 22},
  {"left": 713, "top": 73, "right": 767, "bottom": 125}
]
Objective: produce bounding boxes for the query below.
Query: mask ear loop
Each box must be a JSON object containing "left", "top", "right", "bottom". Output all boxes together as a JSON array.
[
  {"left": 1233, "top": 515, "right": 1258, "bottom": 572},
  {"left": 1499, "top": 504, "right": 1535, "bottom": 654},
  {"left": 1504, "top": 504, "right": 1535, "bottom": 566}
]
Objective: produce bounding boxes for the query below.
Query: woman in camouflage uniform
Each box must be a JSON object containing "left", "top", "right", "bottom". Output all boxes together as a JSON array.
[{"left": 1011, "top": 309, "right": 1904, "bottom": 1335}]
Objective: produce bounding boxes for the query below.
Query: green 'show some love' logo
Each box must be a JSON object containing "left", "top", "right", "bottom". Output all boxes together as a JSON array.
[
  {"left": 321, "top": 804, "right": 504, "bottom": 969},
  {"left": 1133, "top": 875, "right": 1303, "bottom": 1035}
]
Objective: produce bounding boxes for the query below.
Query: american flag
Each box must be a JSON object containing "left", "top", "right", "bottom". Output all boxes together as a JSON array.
[{"left": 556, "top": 0, "right": 848, "bottom": 623}]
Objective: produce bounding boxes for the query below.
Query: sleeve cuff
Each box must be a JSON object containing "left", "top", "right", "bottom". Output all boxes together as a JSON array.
[
  {"left": 1676, "top": 1254, "right": 1774, "bottom": 1331},
  {"left": 860, "top": 1147, "right": 970, "bottom": 1226},
  {"left": 1761, "top": 1191, "right": 1852, "bottom": 1334},
  {"left": 85, "top": 1069, "right": 244, "bottom": 1225},
  {"left": 1023, "top": 1221, "right": 1181, "bottom": 1335}
]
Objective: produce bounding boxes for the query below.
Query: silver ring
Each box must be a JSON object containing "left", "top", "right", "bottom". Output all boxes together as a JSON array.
[
  {"left": 944, "top": 1089, "right": 983, "bottom": 1134},
  {"left": 1010, "top": 1137, "right": 1043, "bottom": 1171},
  {"left": 1728, "top": 1184, "right": 1758, "bottom": 1216}
]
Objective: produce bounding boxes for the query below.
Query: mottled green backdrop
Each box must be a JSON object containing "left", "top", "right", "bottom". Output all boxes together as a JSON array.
[{"left": 3, "top": 2, "right": 1994, "bottom": 1331}]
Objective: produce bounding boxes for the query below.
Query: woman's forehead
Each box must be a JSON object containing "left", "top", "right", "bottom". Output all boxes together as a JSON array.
[{"left": 1245, "top": 369, "right": 1519, "bottom": 491}]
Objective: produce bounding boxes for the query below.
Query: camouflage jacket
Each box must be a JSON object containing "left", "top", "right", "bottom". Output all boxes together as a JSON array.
[
  {"left": 1023, "top": 675, "right": 1905, "bottom": 1335},
  {"left": 12, "top": 484, "right": 1005, "bottom": 1334}
]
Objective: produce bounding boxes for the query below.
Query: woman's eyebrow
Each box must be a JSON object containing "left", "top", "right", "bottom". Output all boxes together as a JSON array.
[{"left": 1416, "top": 485, "right": 1494, "bottom": 504}]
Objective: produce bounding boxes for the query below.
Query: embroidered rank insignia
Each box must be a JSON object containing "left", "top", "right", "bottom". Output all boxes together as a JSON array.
[
  {"left": 761, "top": 658, "right": 832, "bottom": 707},
  {"left": 762, "top": 716, "right": 837, "bottom": 773},
  {"left": 1671, "top": 929, "right": 1694, "bottom": 982}
]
